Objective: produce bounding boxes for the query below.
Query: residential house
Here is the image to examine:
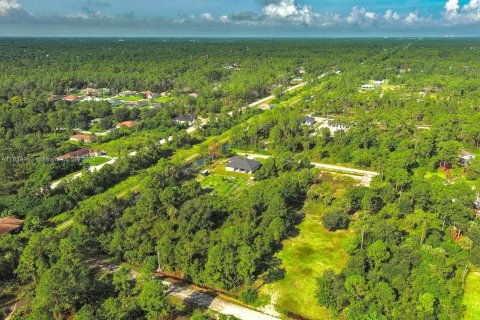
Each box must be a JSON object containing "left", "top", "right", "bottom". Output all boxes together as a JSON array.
[
  {"left": 0, "top": 217, "right": 24, "bottom": 235},
  {"left": 189, "top": 92, "right": 198, "bottom": 98},
  {"left": 57, "top": 148, "right": 102, "bottom": 161},
  {"left": 460, "top": 150, "right": 476, "bottom": 165},
  {"left": 174, "top": 115, "right": 196, "bottom": 126},
  {"left": 125, "top": 101, "right": 148, "bottom": 108},
  {"left": 361, "top": 84, "right": 375, "bottom": 90},
  {"left": 119, "top": 90, "right": 137, "bottom": 97},
  {"left": 70, "top": 135, "right": 96, "bottom": 143},
  {"left": 303, "top": 116, "right": 316, "bottom": 127},
  {"left": 80, "top": 88, "right": 98, "bottom": 96},
  {"left": 63, "top": 95, "right": 82, "bottom": 102},
  {"left": 107, "top": 99, "right": 122, "bottom": 106},
  {"left": 141, "top": 91, "right": 160, "bottom": 99},
  {"left": 116, "top": 121, "right": 138, "bottom": 129},
  {"left": 226, "top": 156, "right": 261, "bottom": 174}
]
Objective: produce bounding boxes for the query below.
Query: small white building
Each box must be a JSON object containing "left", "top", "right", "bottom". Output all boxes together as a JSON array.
[
  {"left": 460, "top": 150, "right": 476, "bottom": 165},
  {"left": 174, "top": 115, "right": 196, "bottom": 126}
]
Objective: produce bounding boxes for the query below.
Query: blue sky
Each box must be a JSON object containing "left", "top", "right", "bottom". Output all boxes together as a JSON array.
[{"left": 0, "top": 0, "right": 480, "bottom": 36}]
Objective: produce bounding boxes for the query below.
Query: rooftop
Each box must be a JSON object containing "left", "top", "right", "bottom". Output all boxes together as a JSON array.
[
  {"left": 0, "top": 217, "right": 24, "bottom": 235},
  {"left": 227, "top": 156, "right": 260, "bottom": 172}
]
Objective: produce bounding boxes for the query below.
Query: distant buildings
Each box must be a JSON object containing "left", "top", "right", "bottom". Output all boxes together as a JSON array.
[
  {"left": 70, "top": 135, "right": 96, "bottom": 143},
  {"left": 226, "top": 156, "right": 260, "bottom": 174},
  {"left": 57, "top": 148, "right": 102, "bottom": 161},
  {"left": 360, "top": 80, "right": 385, "bottom": 91},
  {"left": 125, "top": 101, "right": 148, "bottom": 108},
  {"left": 303, "top": 115, "right": 316, "bottom": 127},
  {"left": 119, "top": 90, "right": 137, "bottom": 97},
  {"left": 460, "top": 150, "right": 476, "bottom": 165},
  {"left": 80, "top": 88, "right": 98, "bottom": 96},
  {"left": 107, "top": 99, "right": 122, "bottom": 106},
  {"left": 116, "top": 121, "right": 138, "bottom": 129},
  {"left": 141, "top": 91, "right": 160, "bottom": 99},
  {"left": 63, "top": 95, "right": 82, "bottom": 102},
  {"left": 174, "top": 115, "right": 196, "bottom": 126}
]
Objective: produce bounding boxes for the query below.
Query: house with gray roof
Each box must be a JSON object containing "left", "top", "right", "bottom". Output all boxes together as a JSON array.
[
  {"left": 174, "top": 114, "right": 196, "bottom": 126},
  {"left": 226, "top": 156, "right": 260, "bottom": 174},
  {"left": 303, "top": 115, "right": 316, "bottom": 127}
]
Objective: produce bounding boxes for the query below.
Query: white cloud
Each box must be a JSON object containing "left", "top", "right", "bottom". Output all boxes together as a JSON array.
[
  {"left": 200, "top": 12, "right": 214, "bottom": 22},
  {"left": 219, "top": 15, "right": 229, "bottom": 23},
  {"left": 0, "top": 0, "right": 20, "bottom": 16},
  {"left": 2, "top": 0, "right": 480, "bottom": 36},
  {"left": 347, "top": 7, "right": 377, "bottom": 25},
  {"left": 445, "top": 0, "right": 460, "bottom": 18},
  {"left": 464, "top": 0, "right": 480, "bottom": 10},
  {"left": 384, "top": 10, "right": 400, "bottom": 21},
  {"left": 262, "top": 0, "right": 321, "bottom": 25}
]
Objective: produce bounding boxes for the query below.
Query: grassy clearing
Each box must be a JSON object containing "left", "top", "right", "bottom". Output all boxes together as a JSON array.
[
  {"left": 115, "top": 95, "right": 144, "bottom": 101},
  {"left": 97, "top": 129, "right": 173, "bottom": 155},
  {"left": 259, "top": 197, "right": 354, "bottom": 319},
  {"left": 83, "top": 156, "right": 111, "bottom": 166},
  {"left": 199, "top": 168, "right": 249, "bottom": 197},
  {"left": 464, "top": 270, "right": 480, "bottom": 320},
  {"left": 153, "top": 96, "right": 172, "bottom": 103}
]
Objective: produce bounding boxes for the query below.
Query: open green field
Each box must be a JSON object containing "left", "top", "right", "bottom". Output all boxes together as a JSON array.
[
  {"left": 464, "top": 271, "right": 480, "bottom": 320},
  {"left": 96, "top": 129, "right": 175, "bottom": 155},
  {"left": 198, "top": 165, "right": 250, "bottom": 197},
  {"left": 83, "top": 156, "right": 111, "bottom": 166},
  {"left": 259, "top": 200, "right": 354, "bottom": 319},
  {"left": 114, "top": 95, "right": 145, "bottom": 101},
  {"left": 153, "top": 96, "right": 172, "bottom": 103}
]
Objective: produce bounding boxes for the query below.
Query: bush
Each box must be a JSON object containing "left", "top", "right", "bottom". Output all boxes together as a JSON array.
[
  {"left": 321, "top": 210, "right": 350, "bottom": 231},
  {"left": 239, "top": 287, "right": 258, "bottom": 305}
]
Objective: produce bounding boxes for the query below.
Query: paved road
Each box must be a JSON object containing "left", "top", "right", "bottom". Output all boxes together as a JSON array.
[
  {"left": 243, "top": 153, "right": 378, "bottom": 186},
  {"left": 163, "top": 280, "right": 279, "bottom": 320},
  {"left": 248, "top": 82, "right": 307, "bottom": 107},
  {"left": 50, "top": 157, "right": 117, "bottom": 189},
  {"left": 91, "top": 260, "right": 279, "bottom": 320}
]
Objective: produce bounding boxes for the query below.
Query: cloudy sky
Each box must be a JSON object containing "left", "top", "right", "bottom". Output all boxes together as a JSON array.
[{"left": 0, "top": 0, "right": 479, "bottom": 37}]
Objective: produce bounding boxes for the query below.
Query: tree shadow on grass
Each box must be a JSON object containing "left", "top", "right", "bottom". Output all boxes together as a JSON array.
[{"left": 257, "top": 258, "right": 286, "bottom": 290}]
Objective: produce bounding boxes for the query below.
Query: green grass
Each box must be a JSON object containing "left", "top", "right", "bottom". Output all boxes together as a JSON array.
[
  {"left": 56, "top": 219, "right": 74, "bottom": 232},
  {"left": 259, "top": 200, "right": 353, "bottom": 319},
  {"left": 49, "top": 212, "right": 70, "bottom": 225},
  {"left": 199, "top": 169, "right": 249, "bottom": 197},
  {"left": 83, "top": 156, "right": 111, "bottom": 166},
  {"left": 115, "top": 95, "right": 145, "bottom": 101},
  {"left": 96, "top": 129, "right": 173, "bottom": 155},
  {"left": 153, "top": 96, "right": 172, "bottom": 103},
  {"left": 464, "top": 270, "right": 480, "bottom": 320}
]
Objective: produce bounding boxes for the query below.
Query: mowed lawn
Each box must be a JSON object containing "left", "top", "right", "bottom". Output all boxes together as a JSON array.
[
  {"left": 260, "top": 200, "right": 354, "bottom": 320},
  {"left": 464, "top": 271, "right": 480, "bottom": 320}
]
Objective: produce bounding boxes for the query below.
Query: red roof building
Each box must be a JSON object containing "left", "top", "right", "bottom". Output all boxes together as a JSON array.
[
  {"left": 0, "top": 217, "right": 24, "bottom": 235},
  {"left": 57, "top": 148, "right": 102, "bottom": 161},
  {"left": 70, "top": 135, "right": 96, "bottom": 143}
]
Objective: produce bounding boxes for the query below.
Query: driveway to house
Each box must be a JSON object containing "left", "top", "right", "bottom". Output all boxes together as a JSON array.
[
  {"left": 163, "top": 280, "right": 279, "bottom": 320},
  {"left": 243, "top": 153, "right": 378, "bottom": 186},
  {"left": 50, "top": 157, "right": 117, "bottom": 189},
  {"left": 91, "top": 260, "right": 280, "bottom": 320}
]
